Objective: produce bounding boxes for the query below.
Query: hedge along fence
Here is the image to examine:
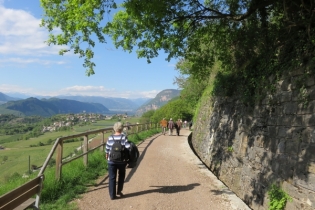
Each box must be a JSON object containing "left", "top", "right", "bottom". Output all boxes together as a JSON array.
[{"left": 38, "top": 122, "right": 158, "bottom": 180}]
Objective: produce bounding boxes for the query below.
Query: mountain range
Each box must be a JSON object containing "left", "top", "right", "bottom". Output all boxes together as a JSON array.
[
  {"left": 0, "top": 97, "right": 110, "bottom": 117},
  {"left": 135, "top": 89, "right": 181, "bottom": 115},
  {"left": 0, "top": 89, "right": 181, "bottom": 117},
  {"left": 55, "top": 95, "right": 147, "bottom": 111},
  {"left": 0, "top": 92, "right": 19, "bottom": 103}
]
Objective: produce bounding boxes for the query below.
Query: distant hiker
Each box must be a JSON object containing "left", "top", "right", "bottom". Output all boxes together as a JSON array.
[
  {"left": 175, "top": 119, "right": 182, "bottom": 136},
  {"left": 123, "top": 121, "right": 130, "bottom": 136},
  {"left": 160, "top": 118, "right": 168, "bottom": 135},
  {"left": 189, "top": 120, "right": 193, "bottom": 130},
  {"left": 184, "top": 120, "right": 187, "bottom": 128},
  {"left": 105, "top": 122, "right": 131, "bottom": 200},
  {"left": 168, "top": 118, "right": 174, "bottom": 136}
]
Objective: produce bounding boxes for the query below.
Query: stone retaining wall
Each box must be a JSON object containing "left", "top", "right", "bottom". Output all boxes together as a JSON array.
[{"left": 192, "top": 72, "right": 315, "bottom": 209}]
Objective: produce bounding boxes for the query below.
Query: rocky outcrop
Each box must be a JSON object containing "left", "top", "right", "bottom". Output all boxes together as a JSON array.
[
  {"left": 192, "top": 71, "right": 315, "bottom": 209},
  {"left": 136, "top": 89, "right": 180, "bottom": 115}
]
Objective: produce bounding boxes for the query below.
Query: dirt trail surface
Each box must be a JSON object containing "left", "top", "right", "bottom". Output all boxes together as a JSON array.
[{"left": 74, "top": 129, "right": 251, "bottom": 210}]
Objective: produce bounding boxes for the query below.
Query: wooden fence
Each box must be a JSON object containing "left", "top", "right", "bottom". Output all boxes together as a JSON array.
[
  {"left": 0, "top": 175, "right": 44, "bottom": 210},
  {"left": 38, "top": 122, "right": 157, "bottom": 180},
  {"left": 0, "top": 122, "right": 158, "bottom": 210}
]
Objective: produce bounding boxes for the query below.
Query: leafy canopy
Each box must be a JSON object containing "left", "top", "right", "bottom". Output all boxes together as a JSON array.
[
  {"left": 40, "top": 0, "right": 293, "bottom": 76},
  {"left": 40, "top": 0, "right": 117, "bottom": 75},
  {"left": 150, "top": 98, "right": 193, "bottom": 123},
  {"left": 139, "top": 110, "right": 155, "bottom": 123}
]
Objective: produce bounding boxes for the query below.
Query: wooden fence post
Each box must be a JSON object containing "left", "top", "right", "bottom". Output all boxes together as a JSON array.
[
  {"left": 55, "top": 139, "right": 63, "bottom": 180},
  {"left": 35, "top": 175, "right": 45, "bottom": 208},
  {"left": 100, "top": 131, "right": 105, "bottom": 152},
  {"left": 83, "top": 135, "right": 88, "bottom": 166}
]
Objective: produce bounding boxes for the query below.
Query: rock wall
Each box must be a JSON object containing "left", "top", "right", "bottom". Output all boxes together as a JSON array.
[{"left": 192, "top": 72, "right": 315, "bottom": 209}]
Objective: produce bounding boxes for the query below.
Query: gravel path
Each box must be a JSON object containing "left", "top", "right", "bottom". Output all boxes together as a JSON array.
[{"left": 74, "top": 129, "right": 251, "bottom": 210}]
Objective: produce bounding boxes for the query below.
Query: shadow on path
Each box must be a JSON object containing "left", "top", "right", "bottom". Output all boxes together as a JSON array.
[
  {"left": 124, "top": 134, "right": 159, "bottom": 183},
  {"left": 119, "top": 183, "right": 200, "bottom": 199}
]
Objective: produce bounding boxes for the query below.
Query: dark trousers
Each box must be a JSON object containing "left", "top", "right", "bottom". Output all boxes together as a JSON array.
[{"left": 108, "top": 163, "right": 127, "bottom": 199}]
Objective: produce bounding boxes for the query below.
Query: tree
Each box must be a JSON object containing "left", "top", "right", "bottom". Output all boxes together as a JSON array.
[
  {"left": 41, "top": 0, "right": 315, "bottom": 104},
  {"left": 151, "top": 99, "right": 193, "bottom": 123},
  {"left": 41, "top": 0, "right": 314, "bottom": 75},
  {"left": 174, "top": 58, "right": 210, "bottom": 109},
  {"left": 140, "top": 110, "right": 155, "bottom": 123}
]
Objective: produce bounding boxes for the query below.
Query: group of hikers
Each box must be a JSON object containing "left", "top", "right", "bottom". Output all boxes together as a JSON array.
[{"left": 159, "top": 118, "right": 192, "bottom": 136}]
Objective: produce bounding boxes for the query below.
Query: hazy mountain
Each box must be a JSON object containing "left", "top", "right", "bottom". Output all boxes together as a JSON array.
[
  {"left": 135, "top": 89, "right": 181, "bottom": 115},
  {"left": 0, "top": 92, "right": 21, "bottom": 104},
  {"left": 2, "top": 92, "right": 32, "bottom": 99},
  {"left": 130, "top": 98, "right": 153, "bottom": 106},
  {"left": 0, "top": 97, "right": 110, "bottom": 117},
  {"left": 55, "top": 95, "right": 147, "bottom": 111}
]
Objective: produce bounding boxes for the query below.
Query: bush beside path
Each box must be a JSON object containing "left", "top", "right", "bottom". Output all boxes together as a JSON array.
[{"left": 74, "top": 129, "right": 250, "bottom": 210}]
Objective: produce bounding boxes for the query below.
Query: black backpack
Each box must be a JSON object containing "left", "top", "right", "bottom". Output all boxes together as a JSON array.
[
  {"left": 109, "top": 136, "right": 126, "bottom": 162},
  {"left": 174, "top": 123, "right": 178, "bottom": 129},
  {"left": 127, "top": 142, "right": 139, "bottom": 168}
]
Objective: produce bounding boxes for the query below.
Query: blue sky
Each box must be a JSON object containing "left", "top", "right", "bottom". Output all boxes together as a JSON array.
[{"left": 0, "top": 0, "right": 180, "bottom": 99}]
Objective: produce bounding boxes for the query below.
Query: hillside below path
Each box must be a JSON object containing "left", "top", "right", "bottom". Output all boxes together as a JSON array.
[{"left": 74, "top": 129, "right": 250, "bottom": 210}]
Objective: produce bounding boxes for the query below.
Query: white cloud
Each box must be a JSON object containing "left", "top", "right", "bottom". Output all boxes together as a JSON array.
[
  {"left": 0, "top": 84, "right": 158, "bottom": 99},
  {"left": 0, "top": 6, "right": 54, "bottom": 54},
  {"left": 137, "top": 90, "right": 160, "bottom": 98},
  {"left": 0, "top": 84, "right": 34, "bottom": 93},
  {"left": 0, "top": 57, "right": 66, "bottom": 65},
  {"left": 58, "top": 85, "right": 149, "bottom": 98},
  {"left": 58, "top": 85, "right": 127, "bottom": 97},
  {"left": 62, "top": 86, "right": 114, "bottom": 92}
]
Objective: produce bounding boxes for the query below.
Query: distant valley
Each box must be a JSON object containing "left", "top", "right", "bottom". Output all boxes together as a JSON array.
[
  {"left": 0, "top": 97, "right": 110, "bottom": 117},
  {"left": 0, "top": 89, "right": 180, "bottom": 117},
  {"left": 55, "top": 95, "right": 148, "bottom": 111}
]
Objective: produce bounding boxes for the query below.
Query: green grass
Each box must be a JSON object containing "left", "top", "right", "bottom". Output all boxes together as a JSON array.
[
  {"left": 0, "top": 171, "right": 37, "bottom": 197},
  {"left": 71, "top": 119, "right": 135, "bottom": 132},
  {"left": 0, "top": 126, "right": 160, "bottom": 210},
  {"left": 1, "top": 130, "right": 77, "bottom": 148},
  {"left": 0, "top": 141, "right": 84, "bottom": 183},
  {"left": 40, "top": 150, "right": 108, "bottom": 209},
  {"left": 0, "top": 118, "right": 141, "bottom": 184},
  {"left": 0, "top": 134, "right": 24, "bottom": 144}
]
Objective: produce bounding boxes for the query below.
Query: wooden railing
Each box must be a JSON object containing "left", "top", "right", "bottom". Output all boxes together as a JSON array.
[
  {"left": 0, "top": 175, "right": 44, "bottom": 210},
  {"left": 38, "top": 122, "right": 157, "bottom": 180},
  {"left": 0, "top": 122, "right": 158, "bottom": 210}
]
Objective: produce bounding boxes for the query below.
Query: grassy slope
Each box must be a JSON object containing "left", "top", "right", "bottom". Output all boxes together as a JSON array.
[{"left": 0, "top": 118, "right": 139, "bottom": 183}]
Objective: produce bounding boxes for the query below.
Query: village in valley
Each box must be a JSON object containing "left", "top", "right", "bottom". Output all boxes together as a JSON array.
[
  {"left": 41, "top": 113, "right": 130, "bottom": 133},
  {"left": 0, "top": 112, "right": 131, "bottom": 150}
]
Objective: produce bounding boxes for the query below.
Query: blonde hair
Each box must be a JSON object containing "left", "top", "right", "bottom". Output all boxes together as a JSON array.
[{"left": 113, "top": 122, "right": 123, "bottom": 132}]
